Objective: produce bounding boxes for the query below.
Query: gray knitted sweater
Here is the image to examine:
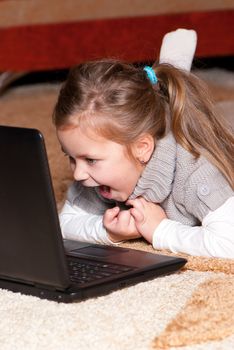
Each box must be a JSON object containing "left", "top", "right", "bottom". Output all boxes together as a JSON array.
[{"left": 67, "top": 133, "right": 233, "bottom": 226}]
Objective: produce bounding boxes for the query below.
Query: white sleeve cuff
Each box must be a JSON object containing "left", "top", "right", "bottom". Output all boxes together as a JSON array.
[
  {"left": 59, "top": 201, "right": 119, "bottom": 245},
  {"left": 152, "top": 219, "right": 178, "bottom": 252}
]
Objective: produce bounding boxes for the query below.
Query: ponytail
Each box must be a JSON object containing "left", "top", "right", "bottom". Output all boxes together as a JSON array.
[{"left": 154, "top": 64, "right": 234, "bottom": 189}]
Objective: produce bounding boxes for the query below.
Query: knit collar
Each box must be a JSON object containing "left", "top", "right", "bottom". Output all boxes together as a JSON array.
[{"left": 129, "top": 132, "right": 177, "bottom": 203}]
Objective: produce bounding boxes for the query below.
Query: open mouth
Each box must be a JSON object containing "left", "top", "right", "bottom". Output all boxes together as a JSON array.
[{"left": 99, "top": 185, "right": 112, "bottom": 199}]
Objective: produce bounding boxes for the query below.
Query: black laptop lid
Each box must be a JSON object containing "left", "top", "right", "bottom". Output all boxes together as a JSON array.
[{"left": 0, "top": 125, "right": 70, "bottom": 290}]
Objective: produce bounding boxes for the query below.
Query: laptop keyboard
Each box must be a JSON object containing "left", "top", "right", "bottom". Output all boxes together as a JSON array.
[{"left": 67, "top": 257, "right": 134, "bottom": 285}]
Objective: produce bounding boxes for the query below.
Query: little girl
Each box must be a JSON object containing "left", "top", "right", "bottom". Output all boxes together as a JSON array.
[{"left": 53, "top": 30, "right": 234, "bottom": 259}]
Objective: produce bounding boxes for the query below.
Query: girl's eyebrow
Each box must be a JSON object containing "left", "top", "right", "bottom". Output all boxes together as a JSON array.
[{"left": 60, "top": 146, "right": 100, "bottom": 159}]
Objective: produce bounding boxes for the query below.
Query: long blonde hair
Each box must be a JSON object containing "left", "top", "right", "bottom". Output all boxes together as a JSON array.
[{"left": 53, "top": 59, "right": 234, "bottom": 188}]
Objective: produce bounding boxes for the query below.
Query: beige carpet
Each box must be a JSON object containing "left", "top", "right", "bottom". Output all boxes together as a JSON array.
[{"left": 0, "top": 69, "right": 233, "bottom": 349}]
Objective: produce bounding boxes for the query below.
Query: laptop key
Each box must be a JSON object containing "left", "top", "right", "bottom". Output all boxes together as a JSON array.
[{"left": 67, "top": 257, "right": 135, "bottom": 285}]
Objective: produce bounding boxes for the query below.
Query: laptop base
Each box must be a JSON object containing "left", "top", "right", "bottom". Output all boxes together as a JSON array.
[{"left": 0, "top": 258, "right": 185, "bottom": 303}]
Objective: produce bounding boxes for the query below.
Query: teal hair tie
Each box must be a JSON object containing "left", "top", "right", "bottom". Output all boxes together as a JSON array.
[{"left": 143, "top": 66, "right": 158, "bottom": 85}]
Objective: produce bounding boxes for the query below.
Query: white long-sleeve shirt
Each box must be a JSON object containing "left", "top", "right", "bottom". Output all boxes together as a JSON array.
[
  {"left": 59, "top": 196, "right": 234, "bottom": 259},
  {"left": 153, "top": 197, "right": 234, "bottom": 258}
]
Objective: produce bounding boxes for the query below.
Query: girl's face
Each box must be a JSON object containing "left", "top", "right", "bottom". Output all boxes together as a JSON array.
[{"left": 57, "top": 127, "right": 144, "bottom": 202}]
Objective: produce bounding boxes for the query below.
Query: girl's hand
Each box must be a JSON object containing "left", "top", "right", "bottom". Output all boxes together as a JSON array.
[
  {"left": 126, "top": 197, "right": 167, "bottom": 243},
  {"left": 103, "top": 207, "right": 141, "bottom": 243}
]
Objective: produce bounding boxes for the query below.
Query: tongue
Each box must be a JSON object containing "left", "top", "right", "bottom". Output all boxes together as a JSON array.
[{"left": 101, "top": 185, "right": 110, "bottom": 192}]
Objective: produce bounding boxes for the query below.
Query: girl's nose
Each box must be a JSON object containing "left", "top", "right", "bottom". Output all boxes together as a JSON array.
[{"left": 73, "top": 164, "right": 89, "bottom": 182}]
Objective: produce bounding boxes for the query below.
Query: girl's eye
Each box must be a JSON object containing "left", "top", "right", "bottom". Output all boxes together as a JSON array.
[
  {"left": 86, "top": 158, "right": 97, "bottom": 165},
  {"left": 65, "top": 155, "right": 75, "bottom": 165}
]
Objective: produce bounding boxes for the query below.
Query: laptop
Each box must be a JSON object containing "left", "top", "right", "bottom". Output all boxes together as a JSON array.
[{"left": 0, "top": 125, "right": 186, "bottom": 303}]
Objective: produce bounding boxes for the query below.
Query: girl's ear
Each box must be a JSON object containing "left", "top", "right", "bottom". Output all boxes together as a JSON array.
[{"left": 132, "top": 133, "right": 155, "bottom": 164}]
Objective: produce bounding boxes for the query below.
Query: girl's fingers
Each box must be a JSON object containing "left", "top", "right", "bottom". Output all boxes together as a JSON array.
[
  {"left": 117, "top": 209, "right": 132, "bottom": 226},
  {"left": 127, "top": 197, "right": 145, "bottom": 211},
  {"left": 103, "top": 206, "right": 120, "bottom": 224},
  {"left": 130, "top": 207, "right": 144, "bottom": 223}
]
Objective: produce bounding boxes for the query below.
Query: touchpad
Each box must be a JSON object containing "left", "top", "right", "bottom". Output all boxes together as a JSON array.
[{"left": 71, "top": 246, "right": 128, "bottom": 258}]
